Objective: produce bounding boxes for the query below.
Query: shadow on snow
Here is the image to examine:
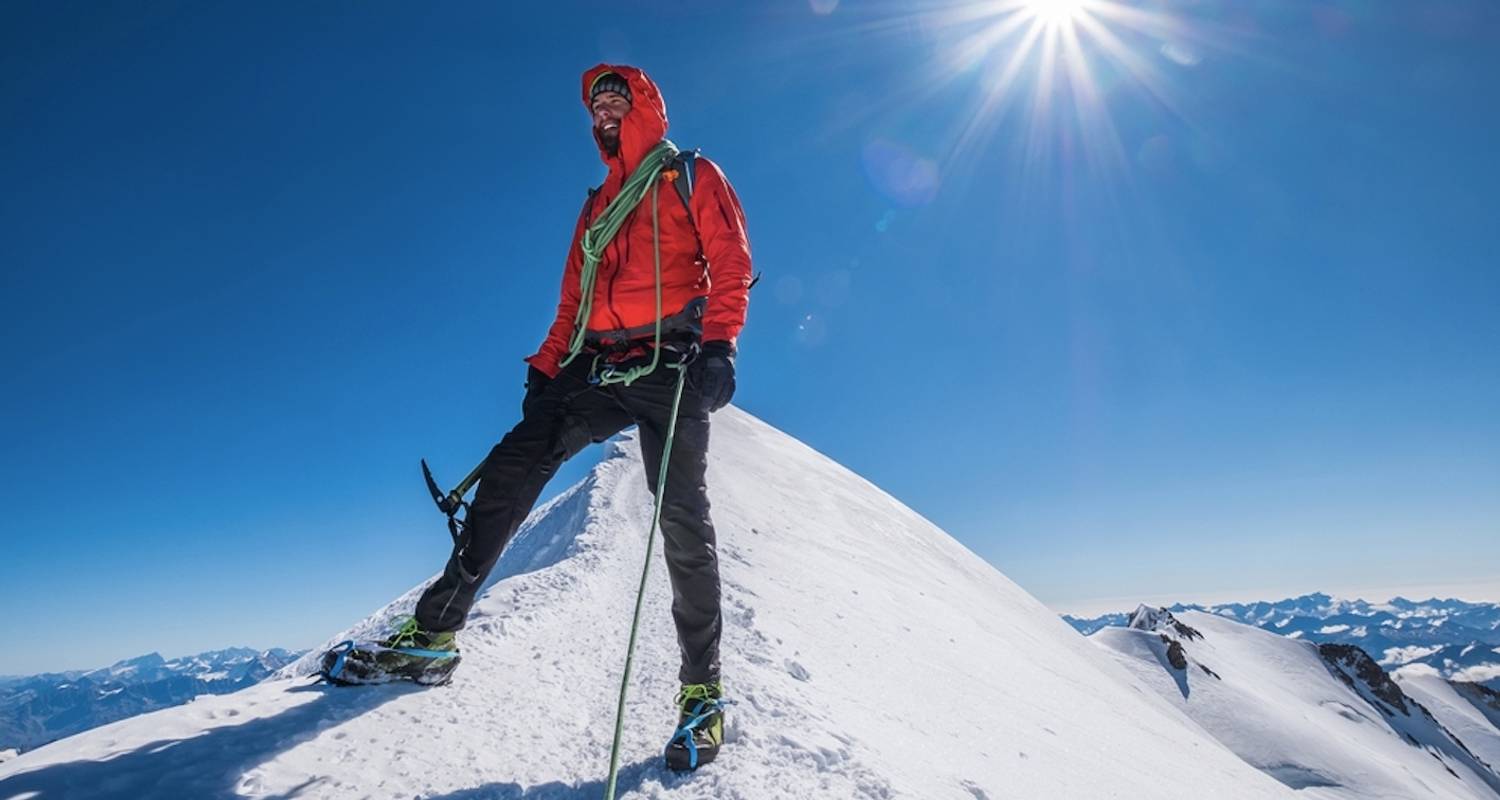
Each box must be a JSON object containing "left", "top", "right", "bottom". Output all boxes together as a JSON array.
[
  {"left": 422, "top": 756, "right": 692, "bottom": 800},
  {"left": 1, "top": 677, "right": 694, "bottom": 800},
  {"left": 0, "top": 680, "right": 417, "bottom": 800}
]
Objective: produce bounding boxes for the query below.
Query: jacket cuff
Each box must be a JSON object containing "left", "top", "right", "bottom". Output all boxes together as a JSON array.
[
  {"left": 524, "top": 354, "right": 561, "bottom": 379},
  {"left": 700, "top": 326, "right": 738, "bottom": 349},
  {"left": 701, "top": 339, "right": 736, "bottom": 358}
]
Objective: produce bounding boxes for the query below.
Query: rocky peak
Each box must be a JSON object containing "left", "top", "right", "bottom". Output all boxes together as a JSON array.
[
  {"left": 1452, "top": 680, "right": 1500, "bottom": 715},
  {"left": 1319, "top": 643, "right": 1411, "bottom": 715},
  {"left": 1128, "top": 605, "right": 1203, "bottom": 641}
]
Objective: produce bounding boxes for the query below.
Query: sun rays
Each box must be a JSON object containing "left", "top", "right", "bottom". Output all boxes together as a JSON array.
[
  {"left": 928, "top": 0, "right": 1206, "bottom": 177},
  {"left": 782, "top": 0, "right": 1242, "bottom": 215},
  {"left": 817, "top": 0, "right": 1234, "bottom": 190}
]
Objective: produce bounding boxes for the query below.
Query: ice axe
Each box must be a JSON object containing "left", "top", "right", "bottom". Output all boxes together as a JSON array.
[
  {"left": 422, "top": 457, "right": 482, "bottom": 518},
  {"left": 421, "top": 457, "right": 486, "bottom": 584}
]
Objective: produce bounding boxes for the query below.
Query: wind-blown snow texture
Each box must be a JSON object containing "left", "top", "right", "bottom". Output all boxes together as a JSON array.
[
  {"left": 0, "top": 408, "right": 1290, "bottom": 799},
  {"left": 1093, "top": 608, "right": 1500, "bottom": 800}
]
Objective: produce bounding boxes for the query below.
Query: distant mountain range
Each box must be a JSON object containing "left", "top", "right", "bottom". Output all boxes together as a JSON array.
[
  {"left": 0, "top": 647, "right": 302, "bottom": 753},
  {"left": 1064, "top": 593, "right": 1500, "bottom": 690}
]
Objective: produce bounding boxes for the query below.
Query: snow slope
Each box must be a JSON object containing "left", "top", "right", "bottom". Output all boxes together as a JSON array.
[
  {"left": 1092, "top": 608, "right": 1500, "bottom": 800},
  {"left": 1393, "top": 667, "right": 1500, "bottom": 778},
  {"left": 0, "top": 407, "right": 1290, "bottom": 799}
]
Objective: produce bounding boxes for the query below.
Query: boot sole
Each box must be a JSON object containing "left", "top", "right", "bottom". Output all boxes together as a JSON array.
[
  {"left": 665, "top": 740, "right": 720, "bottom": 771},
  {"left": 319, "top": 645, "right": 461, "bottom": 686}
]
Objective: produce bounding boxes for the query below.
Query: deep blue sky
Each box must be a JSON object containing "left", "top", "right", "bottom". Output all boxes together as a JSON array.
[{"left": 3, "top": 0, "right": 1497, "bottom": 674}]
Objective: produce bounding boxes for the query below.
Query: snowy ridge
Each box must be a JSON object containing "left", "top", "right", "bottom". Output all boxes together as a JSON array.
[
  {"left": 1066, "top": 594, "right": 1500, "bottom": 689},
  {"left": 1092, "top": 608, "right": 1500, "bottom": 799},
  {"left": 0, "top": 408, "right": 1289, "bottom": 799}
]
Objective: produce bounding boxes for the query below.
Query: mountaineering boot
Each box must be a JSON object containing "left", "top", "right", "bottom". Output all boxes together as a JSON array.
[
  {"left": 319, "top": 617, "right": 461, "bottom": 686},
  {"left": 664, "top": 681, "right": 725, "bottom": 771}
]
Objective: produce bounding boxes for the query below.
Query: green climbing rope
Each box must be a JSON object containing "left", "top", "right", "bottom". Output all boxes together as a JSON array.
[{"left": 603, "top": 361, "right": 688, "bottom": 800}]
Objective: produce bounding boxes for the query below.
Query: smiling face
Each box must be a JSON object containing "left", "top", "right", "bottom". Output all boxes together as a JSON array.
[{"left": 590, "top": 91, "right": 632, "bottom": 155}]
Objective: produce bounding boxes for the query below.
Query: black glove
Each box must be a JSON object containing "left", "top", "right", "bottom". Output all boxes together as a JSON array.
[
  {"left": 690, "top": 340, "right": 736, "bottom": 412},
  {"left": 522, "top": 365, "right": 551, "bottom": 418}
]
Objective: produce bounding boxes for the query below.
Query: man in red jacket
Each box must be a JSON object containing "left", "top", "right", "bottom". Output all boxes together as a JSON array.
[{"left": 327, "top": 64, "right": 751, "bottom": 770}]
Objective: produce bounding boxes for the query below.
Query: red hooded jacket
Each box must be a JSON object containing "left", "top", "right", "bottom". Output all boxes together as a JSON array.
[{"left": 525, "top": 64, "right": 753, "bottom": 378}]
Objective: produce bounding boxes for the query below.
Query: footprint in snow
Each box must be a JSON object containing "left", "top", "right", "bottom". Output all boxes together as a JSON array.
[
  {"left": 784, "top": 659, "right": 811, "bottom": 681},
  {"left": 962, "top": 780, "right": 992, "bottom": 800}
]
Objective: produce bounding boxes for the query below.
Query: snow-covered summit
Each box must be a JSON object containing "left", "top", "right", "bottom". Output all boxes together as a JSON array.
[
  {"left": 0, "top": 407, "right": 1289, "bottom": 799},
  {"left": 1127, "top": 603, "right": 1171, "bottom": 631},
  {"left": 1127, "top": 604, "right": 1203, "bottom": 639},
  {"left": 89, "top": 652, "right": 166, "bottom": 679}
]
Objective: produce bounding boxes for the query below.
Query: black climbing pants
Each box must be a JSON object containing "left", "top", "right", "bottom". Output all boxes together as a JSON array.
[{"left": 414, "top": 354, "right": 722, "bottom": 685}]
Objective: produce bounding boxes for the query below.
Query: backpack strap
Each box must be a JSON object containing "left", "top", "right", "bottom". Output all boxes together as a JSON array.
[
  {"left": 665, "top": 148, "right": 703, "bottom": 256},
  {"left": 670, "top": 148, "right": 699, "bottom": 217}
]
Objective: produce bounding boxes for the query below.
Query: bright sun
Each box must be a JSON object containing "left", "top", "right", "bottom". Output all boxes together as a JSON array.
[{"left": 1024, "top": 0, "right": 1086, "bottom": 27}]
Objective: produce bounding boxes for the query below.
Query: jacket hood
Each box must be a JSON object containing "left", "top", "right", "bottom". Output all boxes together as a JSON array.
[{"left": 581, "top": 64, "right": 668, "bottom": 175}]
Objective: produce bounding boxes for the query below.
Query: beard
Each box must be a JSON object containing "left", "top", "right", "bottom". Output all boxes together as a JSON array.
[{"left": 599, "top": 126, "right": 620, "bottom": 156}]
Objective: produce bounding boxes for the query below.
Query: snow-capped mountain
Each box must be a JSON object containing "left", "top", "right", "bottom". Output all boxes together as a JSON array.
[
  {"left": 1092, "top": 605, "right": 1500, "bottom": 799},
  {"left": 0, "top": 408, "right": 1294, "bottom": 799},
  {"left": 0, "top": 647, "right": 301, "bottom": 754},
  {"left": 1066, "top": 593, "right": 1500, "bottom": 689}
]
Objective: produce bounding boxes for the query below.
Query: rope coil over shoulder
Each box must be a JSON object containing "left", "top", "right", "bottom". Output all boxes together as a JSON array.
[{"left": 561, "top": 140, "right": 684, "bottom": 387}]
